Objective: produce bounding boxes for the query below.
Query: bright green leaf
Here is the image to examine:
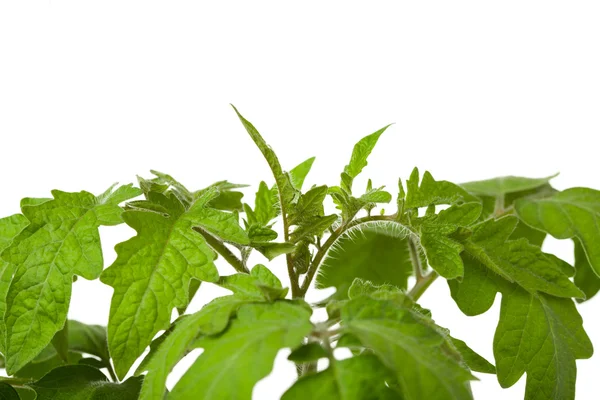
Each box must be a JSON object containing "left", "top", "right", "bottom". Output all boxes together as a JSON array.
[
  {"left": 170, "top": 302, "right": 312, "bottom": 400},
  {"left": 342, "top": 296, "right": 475, "bottom": 400},
  {"left": 461, "top": 174, "right": 558, "bottom": 197},
  {"left": 289, "top": 157, "right": 316, "bottom": 190},
  {"left": 1, "top": 185, "right": 140, "bottom": 374},
  {"left": 100, "top": 191, "right": 220, "bottom": 378},
  {"left": 138, "top": 296, "right": 244, "bottom": 400},
  {"left": 516, "top": 187, "right": 600, "bottom": 277},
  {"left": 573, "top": 239, "right": 600, "bottom": 302},
  {"left": 463, "top": 216, "right": 583, "bottom": 298},
  {"left": 341, "top": 125, "right": 391, "bottom": 193},
  {"left": 405, "top": 168, "right": 477, "bottom": 209}
]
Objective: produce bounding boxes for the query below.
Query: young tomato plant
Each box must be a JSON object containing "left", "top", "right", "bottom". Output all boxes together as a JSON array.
[{"left": 0, "top": 106, "right": 597, "bottom": 400}]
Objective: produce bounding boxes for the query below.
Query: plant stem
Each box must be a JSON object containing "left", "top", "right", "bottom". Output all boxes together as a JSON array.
[
  {"left": 407, "top": 237, "right": 423, "bottom": 280},
  {"left": 299, "top": 214, "right": 402, "bottom": 296},
  {"left": 193, "top": 227, "right": 249, "bottom": 274},
  {"left": 409, "top": 271, "right": 438, "bottom": 301}
]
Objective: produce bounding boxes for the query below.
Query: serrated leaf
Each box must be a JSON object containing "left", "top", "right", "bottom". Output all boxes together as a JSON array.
[
  {"left": 494, "top": 289, "right": 592, "bottom": 400},
  {"left": 218, "top": 264, "right": 286, "bottom": 301},
  {"left": 138, "top": 296, "right": 244, "bottom": 400},
  {"left": 254, "top": 181, "right": 278, "bottom": 225},
  {"left": 232, "top": 105, "right": 297, "bottom": 211},
  {"left": 0, "top": 214, "right": 30, "bottom": 355},
  {"left": 1, "top": 184, "right": 140, "bottom": 374},
  {"left": 451, "top": 338, "right": 495, "bottom": 374},
  {"left": 341, "top": 296, "right": 475, "bottom": 400},
  {"left": 289, "top": 185, "right": 327, "bottom": 225},
  {"left": 196, "top": 180, "right": 247, "bottom": 212},
  {"left": 287, "top": 342, "right": 328, "bottom": 363},
  {"left": 282, "top": 354, "right": 398, "bottom": 400},
  {"left": 416, "top": 202, "right": 482, "bottom": 279},
  {"left": 289, "top": 157, "right": 315, "bottom": 190},
  {"left": 341, "top": 125, "right": 391, "bottom": 193},
  {"left": 252, "top": 242, "right": 295, "bottom": 260},
  {"left": 170, "top": 302, "right": 312, "bottom": 400},
  {"left": 573, "top": 239, "right": 600, "bottom": 302},
  {"left": 450, "top": 251, "right": 593, "bottom": 399},
  {"left": 359, "top": 187, "right": 392, "bottom": 204},
  {"left": 463, "top": 216, "right": 583, "bottom": 298},
  {"left": 100, "top": 191, "right": 220, "bottom": 378},
  {"left": 290, "top": 214, "right": 337, "bottom": 242},
  {"left": 515, "top": 188, "right": 600, "bottom": 278},
  {"left": 29, "top": 365, "right": 142, "bottom": 400},
  {"left": 461, "top": 174, "right": 558, "bottom": 197},
  {"left": 317, "top": 224, "right": 413, "bottom": 299},
  {"left": 405, "top": 168, "right": 477, "bottom": 209}
]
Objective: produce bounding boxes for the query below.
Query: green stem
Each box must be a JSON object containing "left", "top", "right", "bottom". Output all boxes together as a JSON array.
[
  {"left": 408, "top": 237, "right": 423, "bottom": 280},
  {"left": 409, "top": 271, "right": 438, "bottom": 301},
  {"left": 299, "top": 214, "right": 401, "bottom": 296},
  {"left": 193, "top": 227, "right": 249, "bottom": 274}
]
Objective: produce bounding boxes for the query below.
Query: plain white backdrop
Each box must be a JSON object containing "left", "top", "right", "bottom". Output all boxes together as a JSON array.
[{"left": 1, "top": 1, "right": 599, "bottom": 399}]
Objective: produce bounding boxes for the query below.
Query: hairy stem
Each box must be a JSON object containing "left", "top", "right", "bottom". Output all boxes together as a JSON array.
[
  {"left": 408, "top": 237, "right": 423, "bottom": 280},
  {"left": 409, "top": 271, "right": 438, "bottom": 301},
  {"left": 299, "top": 214, "right": 400, "bottom": 296},
  {"left": 193, "top": 227, "right": 249, "bottom": 274}
]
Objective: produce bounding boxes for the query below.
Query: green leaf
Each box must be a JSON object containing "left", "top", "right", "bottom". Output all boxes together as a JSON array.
[
  {"left": 253, "top": 181, "right": 278, "bottom": 225},
  {"left": 100, "top": 191, "right": 220, "bottom": 378},
  {"left": 170, "top": 302, "right": 312, "bottom": 400},
  {"left": 0, "top": 383, "right": 19, "bottom": 400},
  {"left": 450, "top": 251, "right": 593, "bottom": 399},
  {"left": 341, "top": 125, "right": 391, "bottom": 193},
  {"left": 287, "top": 342, "right": 328, "bottom": 363},
  {"left": 461, "top": 174, "right": 558, "bottom": 197},
  {"left": 289, "top": 157, "right": 316, "bottom": 190},
  {"left": 416, "top": 202, "right": 482, "bottom": 279},
  {"left": 451, "top": 338, "right": 496, "bottom": 374},
  {"left": 516, "top": 187, "right": 600, "bottom": 277},
  {"left": 138, "top": 296, "right": 245, "bottom": 400},
  {"left": 574, "top": 239, "right": 600, "bottom": 302},
  {"left": 51, "top": 323, "right": 69, "bottom": 363},
  {"left": 197, "top": 180, "right": 247, "bottom": 212},
  {"left": 218, "top": 264, "right": 287, "bottom": 301},
  {"left": 0, "top": 214, "right": 30, "bottom": 355},
  {"left": 290, "top": 214, "right": 338, "bottom": 242},
  {"left": 232, "top": 105, "right": 297, "bottom": 211},
  {"left": 341, "top": 296, "right": 475, "bottom": 400},
  {"left": 463, "top": 216, "right": 583, "bottom": 298},
  {"left": 288, "top": 185, "right": 328, "bottom": 225},
  {"left": 316, "top": 223, "right": 413, "bottom": 299},
  {"left": 29, "top": 365, "right": 142, "bottom": 400},
  {"left": 1, "top": 184, "right": 140, "bottom": 374},
  {"left": 494, "top": 289, "right": 592, "bottom": 399},
  {"left": 14, "top": 350, "right": 83, "bottom": 381},
  {"left": 405, "top": 168, "right": 478, "bottom": 209},
  {"left": 251, "top": 241, "right": 295, "bottom": 260},
  {"left": 282, "top": 355, "right": 399, "bottom": 400}
]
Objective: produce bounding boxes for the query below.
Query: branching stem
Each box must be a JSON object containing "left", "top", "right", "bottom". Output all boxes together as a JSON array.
[{"left": 193, "top": 227, "right": 249, "bottom": 274}]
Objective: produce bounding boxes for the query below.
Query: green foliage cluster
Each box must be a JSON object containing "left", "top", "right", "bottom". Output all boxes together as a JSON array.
[{"left": 0, "top": 106, "right": 598, "bottom": 399}]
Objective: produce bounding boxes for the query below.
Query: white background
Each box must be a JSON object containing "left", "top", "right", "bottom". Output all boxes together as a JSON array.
[{"left": 1, "top": 1, "right": 599, "bottom": 399}]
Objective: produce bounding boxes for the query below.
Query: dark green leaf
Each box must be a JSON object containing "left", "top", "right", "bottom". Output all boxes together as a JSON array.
[
  {"left": 288, "top": 342, "right": 328, "bottom": 363},
  {"left": 316, "top": 224, "right": 413, "bottom": 299},
  {"left": 29, "top": 365, "right": 142, "bottom": 400},
  {"left": 574, "top": 239, "right": 600, "bottom": 302},
  {"left": 282, "top": 355, "right": 399, "bottom": 400}
]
